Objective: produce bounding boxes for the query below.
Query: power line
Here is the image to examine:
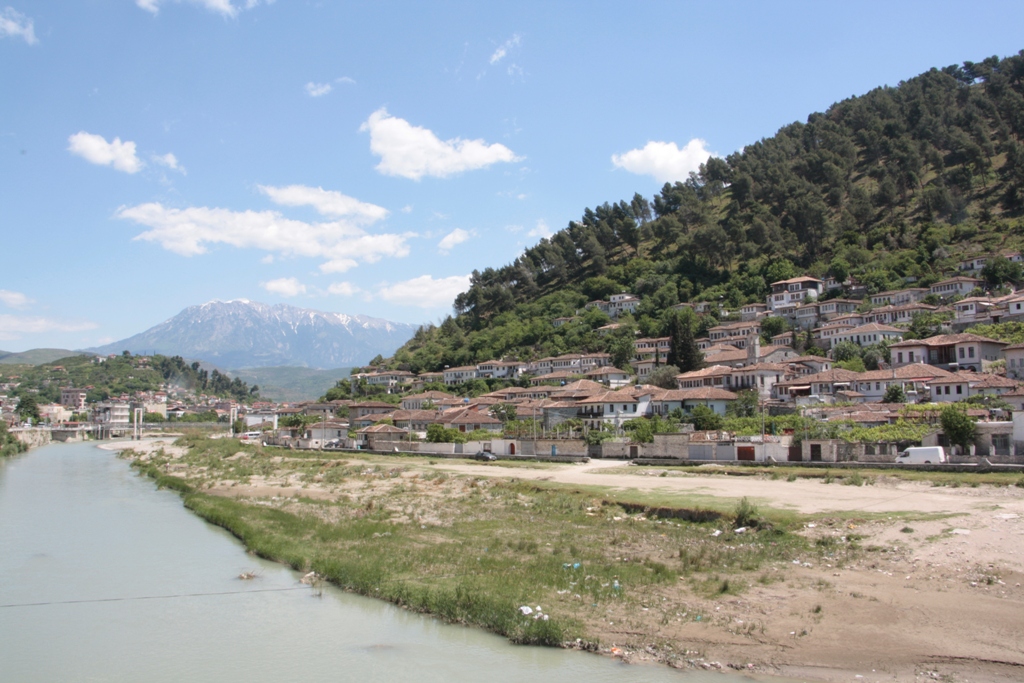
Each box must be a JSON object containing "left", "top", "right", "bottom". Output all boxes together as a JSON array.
[{"left": 0, "top": 586, "right": 308, "bottom": 609}]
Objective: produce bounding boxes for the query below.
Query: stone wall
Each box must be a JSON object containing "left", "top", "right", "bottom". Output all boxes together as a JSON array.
[{"left": 10, "top": 427, "right": 51, "bottom": 450}]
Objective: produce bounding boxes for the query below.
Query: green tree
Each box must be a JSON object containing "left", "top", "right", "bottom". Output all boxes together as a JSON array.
[
  {"left": 832, "top": 340, "right": 863, "bottom": 363},
  {"left": 981, "top": 256, "right": 1022, "bottom": 287},
  {"left": 622, "top": 418, "right": 655, "bottom": 443},
  {"left": 426, "top": 424, "right": 465, "bottom": 443},
  {"left": 906, "top": 312, "right": 951, "bottom": 340},
  {"left": 647, "top": 365, "right": 680, "bottom": 389},
  {"left": 882, "top": 384, "right": 906, "bottom": 403},
  {"left": 687, "top": 404, "right": 724, "bottom": 431},
  {"left": 665, "top": 308, "right": 703, "bottom": 372},
  {"left": 940, "top": 404, "right": 976, "bottom": 450},
  {"left": 726, "top": 390, "right": 759, "bottom": 418},
  {"left": 759, "top": 316, "right": 788, "bottom": 344},
  {"left": 489, "top": 403, "right": 517, "bottom": 424},
  {"left": 16, "top": 395, "right": 39, "bottom": 422}
]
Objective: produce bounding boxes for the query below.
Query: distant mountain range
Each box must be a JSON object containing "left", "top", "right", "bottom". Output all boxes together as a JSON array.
[{"left": 88, "top": 300, "right": 419, "bottom": 369}]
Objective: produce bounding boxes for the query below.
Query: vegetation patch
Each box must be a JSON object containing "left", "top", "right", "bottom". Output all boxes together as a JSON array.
[{"left": 129, "top": 435, "right": 861, "bottom": 647}]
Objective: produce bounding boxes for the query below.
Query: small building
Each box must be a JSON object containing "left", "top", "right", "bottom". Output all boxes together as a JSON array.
[
  {"left": 890, "top": 333, "right": 1007, "bottom": 372},
  {"left": 827, "top": 323, "right": 903, "bottom": 350},
  {"left": 869, "top": 288, "right": 929, "bottom": 306},
  {"left": 401, "top": 390, "right": 453, "bottom": 411},
  {"left": 443, "top": 365, "right": 479, "bottom": 385},
  {"left": 930, "top": 276, "right": 983, "bottom": 299},
  {"left": 585, "top": 366, "right": 632, "bottom": 388},
  {"left": 817, "top": 299, "right": 860, "bottom": 319},
  {"left": 766, "top": 276, "right": 824, "bottom": 312},
  {"left": 60, "top": 388, "right": 88, "bottom": 411},
  {"left": 928, "top": 372, "right": 1019, "bottom": 403},
  {"left": 356, "top": 423, "right": 410, "bottom": 451},
  {"left": 740, "top": 303, "right": 768, "bottom": 321},
  {"left": 441, "top": 409, "right": 503, "bottom": 433},
  {"left": 307, "top": 420, "right": 349, "bottom": 442},
  {"left": 348, "top": 401, "right": 396, "bottom": 419}
]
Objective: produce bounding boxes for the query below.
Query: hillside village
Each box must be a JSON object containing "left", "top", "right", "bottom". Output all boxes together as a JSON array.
[{"left": 7, "top": 252, "right": 1024, "bottom": 463}]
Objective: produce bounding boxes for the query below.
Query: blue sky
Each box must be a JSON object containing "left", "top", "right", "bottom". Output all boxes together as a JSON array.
[{"left": 2, "top": 1, "right": 1023, "bottom": 352}]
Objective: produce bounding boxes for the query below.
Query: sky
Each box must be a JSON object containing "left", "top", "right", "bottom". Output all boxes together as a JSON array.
[{"left": 2, "top": 1, "right": 1024, "bottom": 352}]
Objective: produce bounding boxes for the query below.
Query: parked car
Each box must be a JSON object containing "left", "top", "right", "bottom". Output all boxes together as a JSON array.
[
  {"left": 473, "top": 452, "right": 497, "bottom": 461},
  {"left": 896, "top": 446, "right": 947, "bottom": 464}
]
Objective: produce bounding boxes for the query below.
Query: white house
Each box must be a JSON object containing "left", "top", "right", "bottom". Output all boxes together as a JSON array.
[
  {"left": 1005, "top": 343, "right": 1024, "bottom": 380},
  {"left": 928, "top": 373, "right": 1019, "bottom": 402},
  {"left": 443, "top": 365, "right": 479, "bottom": 385},
  {"left": 827, "top": 323, "right": 903, "bottom": 350},
  {"left": 577, "top": 391, "right": 651, "bottom": 429},
  {"left": 766, "top": 276, "right": 824, "bottom": 312},
  {"left": 890, "top": 333, "right": 1007, "bottom": 372},
  {"left": 647, "top": 388, "right": 738, "bottom": 417},
  {"left": 930, "top": 276, "right": 983, "bottom": 299}
]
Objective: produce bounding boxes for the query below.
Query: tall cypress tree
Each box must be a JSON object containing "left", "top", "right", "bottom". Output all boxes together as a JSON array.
[{"left": 666, "top": 309, "right": 704, "bottom": 372}]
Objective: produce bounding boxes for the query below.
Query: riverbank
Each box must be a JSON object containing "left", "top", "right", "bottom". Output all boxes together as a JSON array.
[{"left": 115, "top": 435, "right": 1024, "bottom": 682}]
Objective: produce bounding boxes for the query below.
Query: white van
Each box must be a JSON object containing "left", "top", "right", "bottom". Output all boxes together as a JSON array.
[{"left": 896, "top": 446, "right": 947, "bottom": 464}]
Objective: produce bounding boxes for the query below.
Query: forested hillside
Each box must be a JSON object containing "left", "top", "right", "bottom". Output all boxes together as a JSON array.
[
  {"left": 392, "top": 52, "right": 1024, "bottom": 373},
  {"left": 0, "top": 353, "right": 259, "bottom": 404}
]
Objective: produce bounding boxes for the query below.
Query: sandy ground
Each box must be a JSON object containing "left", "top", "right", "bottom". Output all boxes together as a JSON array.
[{"left": 114, "top": 440, "right": 1024, "bottom": 682}]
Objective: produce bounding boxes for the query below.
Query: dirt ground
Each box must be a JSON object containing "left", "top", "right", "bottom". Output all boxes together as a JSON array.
[{"left": 112, "top": 440, "right": 1024, "bottom": 682}]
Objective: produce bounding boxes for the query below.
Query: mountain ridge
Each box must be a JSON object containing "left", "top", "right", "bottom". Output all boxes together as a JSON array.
[{"left": 90, "top": 300, "right": 419, "bottom": 370}]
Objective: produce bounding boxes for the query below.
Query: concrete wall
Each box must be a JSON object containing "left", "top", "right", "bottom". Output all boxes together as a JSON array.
[{"left": 519, "top": 439, "right": 588, "bottom": 456}]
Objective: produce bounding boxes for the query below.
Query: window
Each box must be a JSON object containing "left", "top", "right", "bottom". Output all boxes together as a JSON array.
[
  {"left": 968, "top": 347, "right": 975, "bottom": 358},
  {"left": 956, "top": 385, "right": 962, "bottom": 395},
  {"left": 898, "top": 352, "right": 904, "bottom": 363},
  {"left": 909, "top": 352, "right": 915, "bottom": 362},
  {"left": 944, "top": 385, "right": 950, "bottom": 395},
  {"left": 959, "top": 347, "right": 965, "bottom": 359},
  {"left": 876, "top": 382, "right": 881, "bottom": 391}
]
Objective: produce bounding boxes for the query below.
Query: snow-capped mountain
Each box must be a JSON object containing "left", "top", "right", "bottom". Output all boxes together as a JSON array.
[{"left": 89, "top": 300, "right": 419, "bottom": 369}]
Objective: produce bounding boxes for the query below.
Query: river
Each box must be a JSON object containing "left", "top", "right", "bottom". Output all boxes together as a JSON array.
[{"left": 0, "top": 442, "right": 763, "bottom": 682}]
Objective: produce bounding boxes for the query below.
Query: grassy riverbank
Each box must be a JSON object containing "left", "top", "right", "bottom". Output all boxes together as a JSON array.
[{"left": 128, "top": 434, "right": 855, "bottom": 653}]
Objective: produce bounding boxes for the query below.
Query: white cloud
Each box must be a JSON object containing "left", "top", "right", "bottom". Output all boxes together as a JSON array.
[
  {"left": 360, "top": 108, "right": 521, "bottom": 180},
  {"left": 68, "top": 132, "right": 143, "bottom": 174},
  {"left": 305, "top": 82, "right": 332, "bottom": 97},
  {"left": 0, "top": 289, "right": 31, "bottom": 308},
  {"left": 438, "top": 228, "right": 471, "bottom": 253},
  {"left": 117, "top": 203, "right": 411, "bottom": 273},
  {"left": 527, "top": 219, "right": 553, "bottom": 239},
  {"left": 320, "top": 258, "right": 357, "bottom": 274},
  {"left": 260, "top": 254, "right": 274, "bottom": 264},
  {"left": 136, "top": 0, "right": 267, "bottom": 17},
  {"left": 261, "top": 277, "right": 306, "bottom": 297},
  {"left": 378, "top": 274, "right": 471, "bottom": 309},
  {"left": 0, "top": 7, "right": 36, "bottom": 44},
  {"left": 335, "top": 76, "right": 356, "bottom": 85},
  {"left": 489, "top": 34, "right": 521, "bottom": 65},
  {"left": 258, "top": 184, "right": 388, "bottom": 223},
  {"left": 611, "top": 139, "right": 714, "bottom": 184},
  {"left": 153, "top": 152, "right": 185, "bottom": 174},
  {"left": 327, "top": 282, "right": 360, "bottom": 297},
  {"left": 0, "top": 314, "right": 97, "bottom": 341}
]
